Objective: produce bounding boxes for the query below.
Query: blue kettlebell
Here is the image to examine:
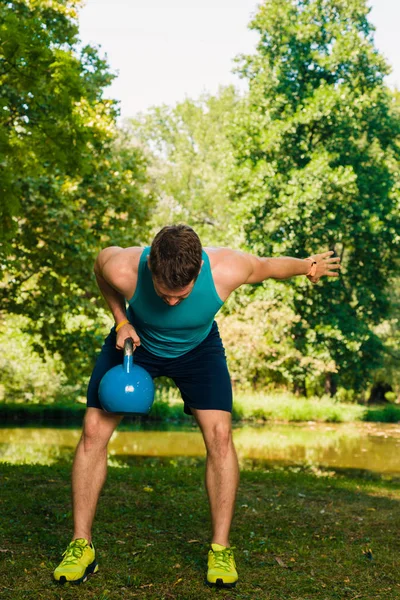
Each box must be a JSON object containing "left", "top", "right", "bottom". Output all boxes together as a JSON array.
[{"left": 98, "top": 338, "right": 155, "bottom": 415}]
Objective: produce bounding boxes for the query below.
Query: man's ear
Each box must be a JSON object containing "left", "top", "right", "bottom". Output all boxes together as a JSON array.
[{"left": 147, "top": 256, "right": 151, "bottom": 271}]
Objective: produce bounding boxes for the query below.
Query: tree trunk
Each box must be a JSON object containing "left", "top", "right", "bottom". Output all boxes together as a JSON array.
[
  {"left": 294, "top": 380, "right": 306, "bottom": 397},
  {"left": 324, "top": 373, "right": 338, "bottom": 397}
]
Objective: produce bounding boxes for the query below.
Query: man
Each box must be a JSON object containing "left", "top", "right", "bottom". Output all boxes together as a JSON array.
[{"left": 53, "top": 224, "right": 341, "bottom": 587}]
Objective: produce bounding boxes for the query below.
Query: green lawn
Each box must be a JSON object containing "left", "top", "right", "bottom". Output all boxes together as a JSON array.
[{"left": 1, "top": 457, "right": 400, "bottom": 599}]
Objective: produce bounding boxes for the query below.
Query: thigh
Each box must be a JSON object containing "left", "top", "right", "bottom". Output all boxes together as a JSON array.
[
  {"left": 86, "top": 329, "right": 123, "bottom": 410},
  {"left": 87, "top": 329, "right": 161, "bottom": 410},
  {"left": 166, "top": 324, "right": 233, "bottom": 415}
]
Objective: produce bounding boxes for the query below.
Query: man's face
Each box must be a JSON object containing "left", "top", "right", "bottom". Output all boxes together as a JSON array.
[{"left": 152, "top": 279, "right": 196, "bottom": 306}]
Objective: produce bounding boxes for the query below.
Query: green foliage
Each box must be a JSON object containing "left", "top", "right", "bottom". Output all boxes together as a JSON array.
[
  {"left": 129, "top": 87, "right": 240, "bottom": 245},
  {"left": 0, "top": 1, "right": 154, "bottom": 377},
  {"left": 1, "top": 0, "right": 399, "bottom": 400},
  {"left": 1, "top": 0, "right": 113, "bottom": 244},
  {"left": 231, "top": 0, "right": 400, "bottom": 393},
  {"left": 234, "top": 390, "right": 365, "bottom": 422},
  {"left": 363, "top": 404, "right": 400, "bottom": 423},
  {"left": 0, "top": 315, "right": 66, "bottom": 403},
  {"left": 218, "top": 281, "right": 343, "bottom": 392},
  {"left": 371, "top": 274, "right": 400, "bottom": 392}
]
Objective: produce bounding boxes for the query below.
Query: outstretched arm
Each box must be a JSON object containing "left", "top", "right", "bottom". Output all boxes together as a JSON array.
[
  {"left": 245, "top": 251, "right": 341, "bottom": 283},
  {"left": 216, "top": 249, "right": 341, "bottom": 293}
]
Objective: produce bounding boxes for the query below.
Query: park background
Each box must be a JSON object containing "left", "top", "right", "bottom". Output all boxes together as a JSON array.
[
  {"left": 1, "top": 1, "right": 400, "bottom": 599},
  {"left": 1, "top": 0, "right": 399, "bottom": 417}
]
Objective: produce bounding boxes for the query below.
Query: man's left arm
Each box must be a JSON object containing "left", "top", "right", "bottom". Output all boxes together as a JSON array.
[
  {"left": 218, "top": 249, "right": 341, "bottom": 292},
  {"left": 245, "top": 251, "right": 341, "bottom": 284}
]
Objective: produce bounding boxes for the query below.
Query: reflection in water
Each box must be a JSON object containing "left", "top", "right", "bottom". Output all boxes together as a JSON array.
[{"left": 1, "top": 422, "right": 400, "bottom": 473}]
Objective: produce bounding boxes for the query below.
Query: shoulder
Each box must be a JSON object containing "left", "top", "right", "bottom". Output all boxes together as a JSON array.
[
  {"left": 204, "top": 246, "right": 252, "bottom": 272},
  {"left": 95, "top": 246, "right": 143, "bottom": 273},
  {"left": 204, "top": 247, "right": 253, "bottom": 295},
  {"left": 95, "top": 246, "right": 145, "bottom": 296}
]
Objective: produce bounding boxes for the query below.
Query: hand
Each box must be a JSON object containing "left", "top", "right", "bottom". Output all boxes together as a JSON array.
[
  {"left": 307, "top": 250, "right": 341, "bottom": 284},
  {"left": 115, "top": 323, "right": 141, "bottom": 350}
]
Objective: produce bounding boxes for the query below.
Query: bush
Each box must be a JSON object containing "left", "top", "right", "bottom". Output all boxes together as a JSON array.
[{"left": 0, "top": 316, "right": 66, "bottom": 403}]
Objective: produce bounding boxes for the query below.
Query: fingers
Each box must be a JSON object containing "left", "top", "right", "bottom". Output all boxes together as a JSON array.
[
  {"left": 116, "top": 340, "right": 141, "bottom": 350},
  {"left": 319, "top": 251, "right": 341, "bottom": 262},
  {"left": 309, "top": 248, "right": 342, "bottom": 281},
  {"left": 116, "top": 339, "right": 141, "bottom": 350},
  {"left": 123, "top": 336, "right": 141, "bottom": 346},
  {"left": 115, "top": 324, "right": 141, "bottom": 350}
]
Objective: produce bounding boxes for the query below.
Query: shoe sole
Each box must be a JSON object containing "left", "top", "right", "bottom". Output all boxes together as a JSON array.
[
  {"left": 206, "top": 577, "right": 237, "bottom": 588},
  {"left": 56, "top": 560, "right": 98, "bottom": 585}
]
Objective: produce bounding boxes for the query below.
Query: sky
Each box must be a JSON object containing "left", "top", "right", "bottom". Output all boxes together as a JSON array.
[{"left": 77, "top": 0, "right": 400, "bottom": 121}]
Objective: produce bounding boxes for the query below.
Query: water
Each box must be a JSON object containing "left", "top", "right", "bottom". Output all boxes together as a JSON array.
[{"left": 1, "top": 421, "right": 400, "bottom": 473}]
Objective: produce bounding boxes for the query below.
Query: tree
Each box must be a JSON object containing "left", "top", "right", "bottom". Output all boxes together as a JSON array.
[
  {"left": 130, "top": 89, "right": 311, "bottom": 392},
  {"left": 230, "top": 0, "right": 400, "bottom": 395},
  {"left": 0, "top": 1, "right": 153, "bottom": 379},
  {"left": 128, "top": 87, "right": 240, "bottom": 245}
]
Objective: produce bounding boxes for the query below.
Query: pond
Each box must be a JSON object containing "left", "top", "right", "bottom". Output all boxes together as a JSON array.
[{"left": 1, "top": 421, "right": 400, "bottom": 473}]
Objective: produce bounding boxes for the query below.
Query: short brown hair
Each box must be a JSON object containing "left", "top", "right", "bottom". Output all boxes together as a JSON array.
[{"left": 149, "top": 225, "right": 202, "bottom": 289}]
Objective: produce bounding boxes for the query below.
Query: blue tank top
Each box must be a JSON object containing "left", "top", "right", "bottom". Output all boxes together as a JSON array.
[{"left": 126, "top": 247, "right": 224, "bottom": 358}]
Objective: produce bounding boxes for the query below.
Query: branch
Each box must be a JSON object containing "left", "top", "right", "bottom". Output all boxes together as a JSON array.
[
  {"left": 191, "top": 217, "right": 216, "bottom": 226},
  {"left": 382, "top": 346, "right": 400, "bottom": 360}
]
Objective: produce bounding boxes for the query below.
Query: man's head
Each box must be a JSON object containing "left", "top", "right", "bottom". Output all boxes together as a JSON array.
[{"left": 148, "top": 224, "right": 203, "bottom": 305}]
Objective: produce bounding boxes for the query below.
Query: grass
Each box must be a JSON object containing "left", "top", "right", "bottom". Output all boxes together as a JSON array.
[
  {"left": 128, "top": 391, "right": 400, "bottom": 425},
  {"left": 1, "top": 389, "right": 400, "bottom": 426},
  {"left": 1, "top": 456, "right": 400, "bottom": 599},
  {"left": 231, "top": 392, "right": 366, "bottom": 423}
]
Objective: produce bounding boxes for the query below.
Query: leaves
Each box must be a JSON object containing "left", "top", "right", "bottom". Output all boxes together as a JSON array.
[
  {"left": 0, "top": 1, "right": 154, "bottom": 377},
  {"left": 128, "top": 88, "right": 240, "bottom": 246},
  {"left": 230, "top": 0, "right": 400, "bottom": 394}
]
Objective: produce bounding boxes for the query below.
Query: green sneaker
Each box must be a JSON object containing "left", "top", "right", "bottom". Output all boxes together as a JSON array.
[
  {"left": 207, "top": 543, "right": 238, "bottom": 587},
  {"left": 53, "top": 538, "right": 98, "bottom": 585}
]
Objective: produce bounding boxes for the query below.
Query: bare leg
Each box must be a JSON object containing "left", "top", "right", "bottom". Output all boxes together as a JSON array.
[
  {"left": 191, "top": 409, "right": 239, "bottom": 547},
  {"left": 71, "top": 407, "right": 123, "bottom": 543}
]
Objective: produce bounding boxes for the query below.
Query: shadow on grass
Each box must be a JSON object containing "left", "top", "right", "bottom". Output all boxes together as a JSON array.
[
  {"left": 362, "top": 404, "right": 400, "bottom": 423},
  {"left": 1, "top": 457, "right": 400, "bottom": 599}
]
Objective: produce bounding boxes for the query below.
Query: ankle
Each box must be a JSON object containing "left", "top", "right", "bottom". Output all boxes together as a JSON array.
[
  {"left": 72, "top": 535, "right": 92, "bottom": 545},
  {"left": 211, "top": 540, "right": 229, "bottom": 548}
]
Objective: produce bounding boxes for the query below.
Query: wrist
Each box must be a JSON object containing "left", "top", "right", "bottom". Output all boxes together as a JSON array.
[
  {"left": 115, "top": 318, "right": 129, "bottom": 332},
  {"left": 304, "top": 257, "right": 317, "bottom": 277}
]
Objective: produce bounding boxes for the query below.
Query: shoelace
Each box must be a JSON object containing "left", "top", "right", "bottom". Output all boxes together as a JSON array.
[
  {"left": 61, "top": 540, "right": 88, "bottom": 566},
  {"left": 211, "top": 547, "right": 235, "bottom": 571}
]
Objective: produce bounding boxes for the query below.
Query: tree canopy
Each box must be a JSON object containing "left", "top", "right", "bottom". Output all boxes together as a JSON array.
[
  {"left": 129, "top": 87, "right": 240, "bottom": 245},
  {"left": 230, "top": 0, "right": 400, "bottom": 393},
  {"left": 0, "top": 0, "right": 153, "bottom": 377},
  {"left": 1, "top": 0, "right": 399, "bottom": 399}
]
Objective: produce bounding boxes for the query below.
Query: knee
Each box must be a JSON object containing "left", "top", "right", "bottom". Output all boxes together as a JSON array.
[
  {"left": 206, "top": 423, "right": 233, "bottom": 459},
  {"left": 81, "top": 412, "right": 114, "bottom": 451}
]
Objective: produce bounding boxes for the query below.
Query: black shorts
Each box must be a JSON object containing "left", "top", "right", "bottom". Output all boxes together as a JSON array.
[{"left": 87, "top": 321, "right": 232, "bottom": 415}]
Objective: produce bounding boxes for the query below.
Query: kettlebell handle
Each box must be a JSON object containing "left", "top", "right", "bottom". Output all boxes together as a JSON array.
[
  {"left": 124, "top": 338, "right": 135, "bottom": 356},
  {"left": 123, "top": 338, "right": 135, "bottom": 374}
]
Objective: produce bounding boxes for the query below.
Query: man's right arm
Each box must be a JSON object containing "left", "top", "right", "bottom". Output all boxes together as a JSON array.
[
  {"left": 94, "top": 247, "right": 128, "bottom": 325},
  {"left": 94, "top": 247, "right": 141, "bottom": 348}
]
